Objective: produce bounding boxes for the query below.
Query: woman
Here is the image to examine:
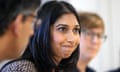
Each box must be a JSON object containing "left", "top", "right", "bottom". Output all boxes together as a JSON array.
[
  {"left": 77, "top": 12, "right": 107, "bottom": 72},
  {"left": 1, "top": 1, "right": 81, "bottom": 72}
]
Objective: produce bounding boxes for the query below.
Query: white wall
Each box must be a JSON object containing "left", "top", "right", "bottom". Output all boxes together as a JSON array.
[{"left": 111, "top": 0, "right": 120, "bottom": 67}]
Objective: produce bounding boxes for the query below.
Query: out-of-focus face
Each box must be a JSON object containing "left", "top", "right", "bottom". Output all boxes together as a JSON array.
[
  {"left": 50, "top": 13, "right": 80, "bottom": 62},
  {"left": 80, "top": 28, "right": 106, "bottom": 60},
  {"left": 8, "top": 11, "right": 37, "bottom": 59}
]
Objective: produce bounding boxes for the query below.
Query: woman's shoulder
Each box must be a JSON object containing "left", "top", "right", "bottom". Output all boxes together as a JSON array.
[{"left": 0, "top": 59, "right": 37, "bottom": 72}]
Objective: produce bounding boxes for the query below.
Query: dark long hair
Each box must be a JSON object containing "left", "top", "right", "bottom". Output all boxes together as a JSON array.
[{"left": 23, "top": 1, "right": 80, "bottom": 72}]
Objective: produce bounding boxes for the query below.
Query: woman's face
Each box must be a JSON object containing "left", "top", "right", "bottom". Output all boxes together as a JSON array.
[{"left": 50, "top": 13, "right": 80, "bottom": 62}]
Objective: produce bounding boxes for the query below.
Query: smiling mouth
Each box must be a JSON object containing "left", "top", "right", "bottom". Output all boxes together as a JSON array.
[
  {"left": 62, "top": 45, "right": 74, "bottom": 48},
  {"left": 62, "top": 46, "right": 75, "bottom": 54}
]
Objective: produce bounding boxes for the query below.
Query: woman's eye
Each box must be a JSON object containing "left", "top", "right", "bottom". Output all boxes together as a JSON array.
[
  {"left": 73, "top": 28, "right": 80, "bottom": 33},
  {"left": 57, "top": 27, "right": 67, "bottom": 32}
]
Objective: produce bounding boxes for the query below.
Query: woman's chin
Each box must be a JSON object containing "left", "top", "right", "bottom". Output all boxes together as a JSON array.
[{"left": 62, "top": 53, "right": 72, "bottom": 59}]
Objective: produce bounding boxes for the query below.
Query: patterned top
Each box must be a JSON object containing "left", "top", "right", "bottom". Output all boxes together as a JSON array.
[{"left": 0, "top": 59, "right": 37, "bottom": 72}]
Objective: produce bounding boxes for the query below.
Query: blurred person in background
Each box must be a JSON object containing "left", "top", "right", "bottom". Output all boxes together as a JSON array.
[{"left": 77, "top": 12, "right": 107, "bottom": 72}]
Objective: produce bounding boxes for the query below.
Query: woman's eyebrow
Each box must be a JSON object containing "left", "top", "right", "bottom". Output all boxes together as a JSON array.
[{"left": 55, "top": 24, "right": 68, "bottom": 27}]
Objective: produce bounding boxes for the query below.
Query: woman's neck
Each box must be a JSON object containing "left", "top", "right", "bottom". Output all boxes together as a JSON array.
[
  {"left": 53, "top": 56, "right": 62, "bottom": 66},
  {"left": 52, "top": 56, "right": 62, "bottom": 72}
]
